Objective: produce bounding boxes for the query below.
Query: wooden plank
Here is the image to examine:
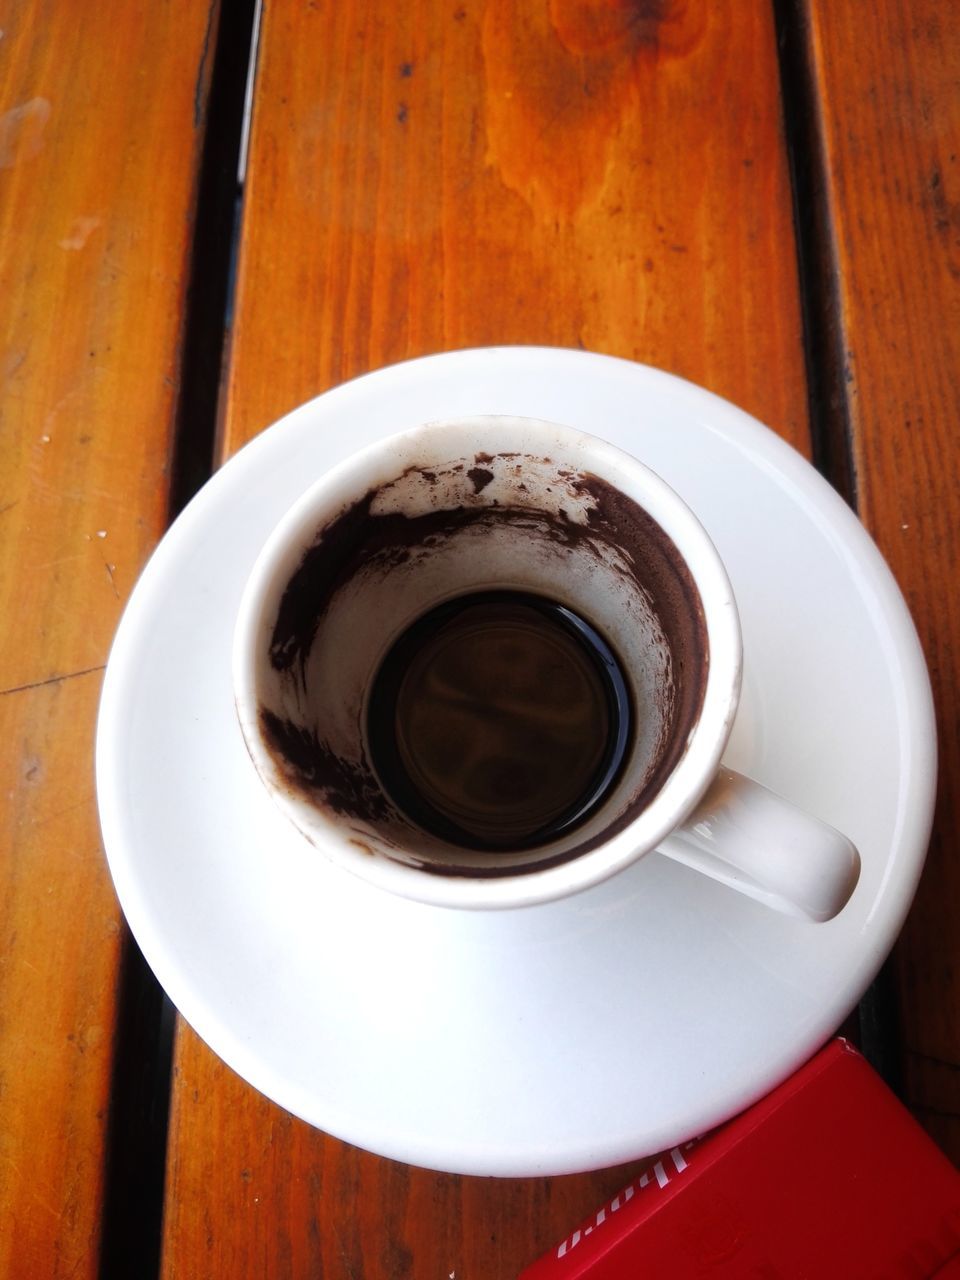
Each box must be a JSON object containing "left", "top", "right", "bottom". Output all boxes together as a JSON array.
[
  {"left": 0, "top": 4, "right": 220, "bottom": 1275},
  {"left": 220, "top": 0, "right": 808, "bottom": 450},
  {"left": 800, "top": 1, "right": 960, "bottom": 1159},
  {"left": 162, "top": 3, "right": 811, "bottom": 1276}
]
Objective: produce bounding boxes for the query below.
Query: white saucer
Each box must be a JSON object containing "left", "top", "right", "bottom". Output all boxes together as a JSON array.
[{"left": 96, "top": 348, "right": 936, "bottom": 1176}]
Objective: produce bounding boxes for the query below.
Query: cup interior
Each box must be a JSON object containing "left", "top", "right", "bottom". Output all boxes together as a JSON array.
[{"left": 235, "top": 418, "right": 723, "bottom": 898}]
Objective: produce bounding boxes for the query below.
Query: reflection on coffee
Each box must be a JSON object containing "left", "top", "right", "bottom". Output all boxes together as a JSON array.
[{"left": 367, "top": 591, "right": 632, "bottom": 851}]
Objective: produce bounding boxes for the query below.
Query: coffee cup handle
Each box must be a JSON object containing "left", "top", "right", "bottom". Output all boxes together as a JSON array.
[{"left": 657, "top": 767, "right": 860, "bottom": 921}]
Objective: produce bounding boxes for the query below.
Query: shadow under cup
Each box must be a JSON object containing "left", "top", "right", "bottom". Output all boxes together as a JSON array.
[{"left": 238, "top": 422, "right": 710, "bottom": 883}]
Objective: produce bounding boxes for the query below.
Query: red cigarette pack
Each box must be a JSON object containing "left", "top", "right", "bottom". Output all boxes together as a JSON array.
[{"left": 521, "top": 1040, "right": 960, "bottom": 1278}]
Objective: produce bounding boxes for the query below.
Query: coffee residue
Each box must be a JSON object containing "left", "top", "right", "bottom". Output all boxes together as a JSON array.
[
  {"left": 259, "top": 708, "right": 392, "bottom": 821},
  {"left": 260, "top": 454, "right": 708, "bottom": 873},
  {"left": 466, "top": 466, "right": 494, "bottom": 493},
  {"left": 269, "top": 483, "right": 602, "bottom": 681},
  {"left": 574, "top": 471, "right": 707, "bottom": 813}
]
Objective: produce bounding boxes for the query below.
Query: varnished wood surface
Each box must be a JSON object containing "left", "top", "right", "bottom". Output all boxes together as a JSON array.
[
  {"left": 219, "top": 0, "right": 808, "bottom": 450},
  {"left": 163, "top": 2, "right": 809, "bottom": 1277},
  {"left": 802, "top": 0, "right": 960, "bottom": 1155},
  {"left": 3, "top": 1, "right": 957, "bottom": 1277},
  {"left": 0, "top": 3, "right": 220, "bottom": 1275}
]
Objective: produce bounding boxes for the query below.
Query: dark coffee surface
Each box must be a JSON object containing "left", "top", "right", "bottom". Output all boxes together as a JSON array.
[{"left": 367, "top": 591, "right": 632, "bottom": 850}]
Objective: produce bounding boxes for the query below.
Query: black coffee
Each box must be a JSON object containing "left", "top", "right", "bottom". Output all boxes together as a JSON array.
[{"left": 367, "top": 591, "right": 632, "bottom": 851}]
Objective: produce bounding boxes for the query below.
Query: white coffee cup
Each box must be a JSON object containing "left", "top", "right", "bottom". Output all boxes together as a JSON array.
[{"left": 233, "top": 416, "right": 860, "bottom": 918}]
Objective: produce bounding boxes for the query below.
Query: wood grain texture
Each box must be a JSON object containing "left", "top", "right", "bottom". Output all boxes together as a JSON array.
[
  {"left": 802, "top": 0, "right": 960, "bottom": 1159},
  {"left": 163, "top": 3, "right": 810, "bottom": 1277},
  {"left": 219, "top": 0, "right": 808, "bottom": 453},
  {"left": 0, "top": 3, "right": 219, "bottom": 1274}
]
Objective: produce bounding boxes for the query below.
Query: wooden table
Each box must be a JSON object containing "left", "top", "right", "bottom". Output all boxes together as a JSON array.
[{"left": 2, "top": 2, "right": 957, "bottom": 1275}]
